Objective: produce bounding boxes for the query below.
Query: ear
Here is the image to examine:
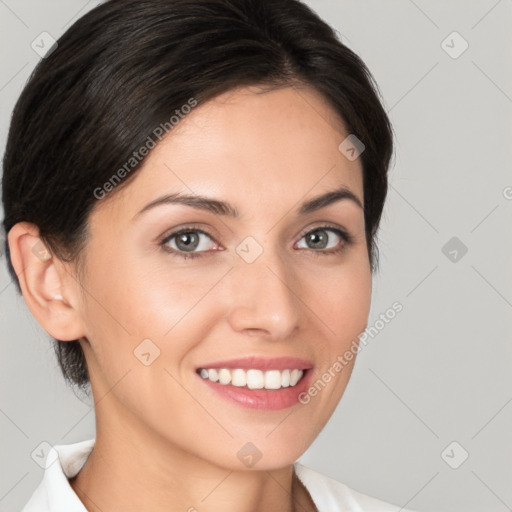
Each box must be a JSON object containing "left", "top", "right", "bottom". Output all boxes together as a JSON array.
[{"left": 7, "top": 222, "right": 86, "bottom": 341}]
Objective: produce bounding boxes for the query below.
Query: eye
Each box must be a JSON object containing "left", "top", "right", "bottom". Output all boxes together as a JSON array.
[
  {"left": 160, "top": 227, "right": 219, "bottom": 260},
  {"left": 295, "top": 225, "right": 352, "bottom": 255},
  {"left": 160, "top": 224, "right": 353, "bottom": 260}
]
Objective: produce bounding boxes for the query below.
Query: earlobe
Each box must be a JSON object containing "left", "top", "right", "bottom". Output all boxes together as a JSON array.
[{"left": 7, "top": 222, "right": 86, "bottom": 341}]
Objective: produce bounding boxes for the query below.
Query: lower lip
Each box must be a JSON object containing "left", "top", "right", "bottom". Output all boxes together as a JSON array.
[{"left": 198, "top": 371, "right": 312, "bottom": 411}]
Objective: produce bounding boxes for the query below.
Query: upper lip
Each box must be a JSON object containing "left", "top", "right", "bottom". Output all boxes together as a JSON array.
[{"left": 196, "top": 356, "right": 313, "bottom": 371}]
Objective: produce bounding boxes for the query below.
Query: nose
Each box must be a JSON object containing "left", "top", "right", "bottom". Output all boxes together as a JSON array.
[{"left": 225, "top": 240, "right": 301, "bottom": 341}]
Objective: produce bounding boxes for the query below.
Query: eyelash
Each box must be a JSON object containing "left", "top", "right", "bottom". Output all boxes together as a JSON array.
[{"left": 159, "top": 224, "right": 354, "bottom": 260}]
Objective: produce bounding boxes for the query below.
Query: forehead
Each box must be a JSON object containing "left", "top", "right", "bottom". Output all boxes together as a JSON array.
[{"left": 92, "top": 85, "right": 363, "bottom": 222}]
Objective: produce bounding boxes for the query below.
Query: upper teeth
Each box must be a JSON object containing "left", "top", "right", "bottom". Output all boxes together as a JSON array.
[{"left": 199, "top": 368, "right": 304, "bottom": 390}]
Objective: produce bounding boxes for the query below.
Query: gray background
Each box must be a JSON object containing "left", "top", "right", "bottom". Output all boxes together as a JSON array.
[{"left": 1, "top": 1, "right": 511, "bottom": 511}]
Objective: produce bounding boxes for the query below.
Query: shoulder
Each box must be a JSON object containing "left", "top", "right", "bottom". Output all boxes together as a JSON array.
[{"left": 294, "top": 462, "right": 418, "bottom": 512}]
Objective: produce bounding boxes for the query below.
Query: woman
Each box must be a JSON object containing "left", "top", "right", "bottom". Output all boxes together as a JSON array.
[{"left": 3, "top": 0, "right": 415, "bottom": 510}]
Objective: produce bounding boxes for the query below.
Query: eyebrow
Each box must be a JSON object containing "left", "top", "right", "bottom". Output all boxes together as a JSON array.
[{"left": 134, "top": 186, "right": 363, "bottom": 220}]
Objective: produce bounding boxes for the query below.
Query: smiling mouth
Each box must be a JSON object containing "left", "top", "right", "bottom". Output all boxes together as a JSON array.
[{"left": 197, "top": 368, "right": 306, "bottom": 390}]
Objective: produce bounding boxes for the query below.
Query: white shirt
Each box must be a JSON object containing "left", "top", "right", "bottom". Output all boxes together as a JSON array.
[{"left": 22, "top": 438, "right": 417, "bottom": 512}]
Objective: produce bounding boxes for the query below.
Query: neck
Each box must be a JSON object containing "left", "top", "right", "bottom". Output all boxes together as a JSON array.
[{"left": 69, "top": 396, "right": 317, "bottom": 512}]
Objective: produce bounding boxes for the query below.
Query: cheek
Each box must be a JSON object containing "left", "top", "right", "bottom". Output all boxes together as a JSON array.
[
  {"left": 79, "top": 251, "right": 232, "bottom": 370},
  {"left": 297, "top": 255, "right": 371, "bottom": 413},
  {"left": 305, "top": 254, "right": 372, "bottom": 341},
  {"left": 319, "top": 275, "right": 371, "bottom": 330}
]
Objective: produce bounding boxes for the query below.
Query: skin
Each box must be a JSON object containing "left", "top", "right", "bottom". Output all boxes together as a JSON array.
[{"left": 9, "top": 84, "right": 372, "bottom": 512}]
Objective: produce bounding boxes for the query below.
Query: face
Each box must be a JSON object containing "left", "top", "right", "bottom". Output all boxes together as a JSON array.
[{"left": 73, "top": 84, "right": 371, "bottom": 470}]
